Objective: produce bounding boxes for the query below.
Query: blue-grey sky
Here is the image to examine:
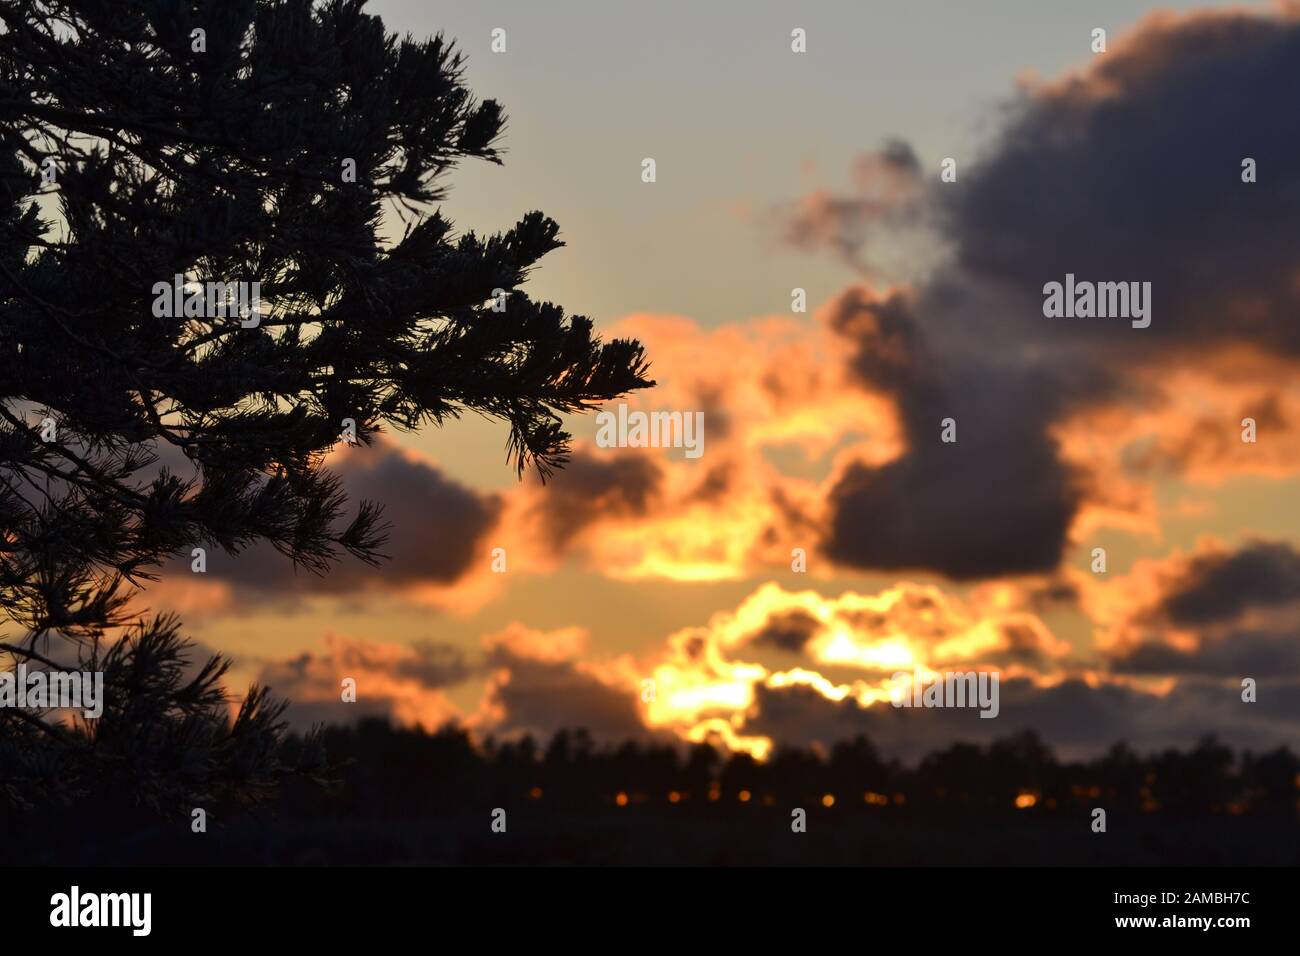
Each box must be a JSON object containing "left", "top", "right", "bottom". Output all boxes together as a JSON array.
[{"left": 370, "top": 0, "right": 1267, "bottom": 328}]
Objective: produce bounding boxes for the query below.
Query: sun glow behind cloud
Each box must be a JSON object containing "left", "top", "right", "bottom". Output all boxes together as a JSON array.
[{"left": 631, "top": 580, "right": 1072, "bottom": 758}]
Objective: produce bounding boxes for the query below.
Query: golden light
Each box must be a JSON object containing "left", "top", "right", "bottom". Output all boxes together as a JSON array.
[
  {"left": 765, "top": 668, "right": 852, "bottom": 701},
  {"left": 864, "top": 791, "right": 887, "bottom": 806},
  {"left": 668, "top": 790, "right": 682, "bottom": 804},
  {"left": 738, "top": 789, "right": 752, "bottom": 803},
  {"left": 681, "top": 719, "right": 773, "bottom": 761},
  {"left": 1015, "top": 792, "right": 1038, "bottom": 809},
  {"left": 528, "top": 786, "right": 543, "bottom": 800},
  {"left": 817, "top": 631, "right": 914, "bottom": 670},
  {"left": 615, "top": 792, "right": 629, "bottom": 807},
  {"left": 821, "top": 793, "right": 835, "bottom": 808}
]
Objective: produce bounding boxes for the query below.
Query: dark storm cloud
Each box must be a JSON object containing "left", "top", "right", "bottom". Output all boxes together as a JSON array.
[
  {"left": 1106, "top": 540, "right": 1300, "bottom": 678},
  {"left": 530, "top": 447, "right": 662, "bottom": 549},
  {"left": 821, "top": 288, "right": 1083, "bottom": 578},
  {"left": 159, "top": 439, "right": 501, "bottom": 598},
  {"left": 482, "top": 644, "right": 652, "bottom": 743},
  {"left": 947, "top": 10, "right": 1300, "bottom": 357},
  {"left": 741, "top": 675, "right": 1300, "bottom": 764},
  {"left": 328, "top": 445, "right": 501, "bottom": 585},
  {"left": 1109, "top": 628, "right": 1300, "bottom": 678},
  {"left": 815, "top": 8, "right": 1300, "bottom": 580},
  {"left": 391, "top": 640, "right": 475, "bottom": 686},
  {"left": 1157, "top": 540, "right": 1300, "bottom": 625}
]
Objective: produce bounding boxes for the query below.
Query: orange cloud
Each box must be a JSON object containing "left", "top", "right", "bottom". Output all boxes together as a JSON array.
[
  {"left": 256, "top": 633, "right": 467, "bottom": 731},
  {"left": 497, "top": 305, "right": 902, "bottom": 582}
]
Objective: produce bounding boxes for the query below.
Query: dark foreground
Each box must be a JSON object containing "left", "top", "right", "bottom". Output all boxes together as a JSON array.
[
  {"left": 25, "top": 807, "right": 1300, "bottom": 867},
  {"left": 9, "top": 720, "right": 1300, "bottom": 866}
]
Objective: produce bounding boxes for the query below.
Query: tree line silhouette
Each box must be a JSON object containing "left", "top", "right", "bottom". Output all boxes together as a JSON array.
[
  {"left": 293, "top": 720, "right": 1300, "bottom": 821},
  {"left": 9, "top": 717, "right": 1298, "bottom": 865}
]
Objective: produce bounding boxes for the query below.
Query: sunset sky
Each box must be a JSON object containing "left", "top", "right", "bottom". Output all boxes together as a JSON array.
[{"left": 141, "top": 0, "right": 1300, "bottom": 763}]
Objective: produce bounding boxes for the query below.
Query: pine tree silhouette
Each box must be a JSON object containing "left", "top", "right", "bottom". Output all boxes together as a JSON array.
[{"left": 0, "top": 0, "right": 651, "bottom": 821}]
